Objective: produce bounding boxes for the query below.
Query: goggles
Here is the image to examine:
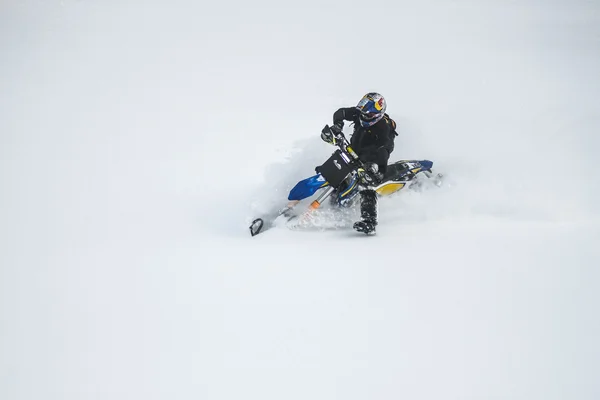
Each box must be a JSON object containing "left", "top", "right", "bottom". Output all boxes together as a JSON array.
[{"left": 360, "top": 111, "right": 379, "bottom": 121}]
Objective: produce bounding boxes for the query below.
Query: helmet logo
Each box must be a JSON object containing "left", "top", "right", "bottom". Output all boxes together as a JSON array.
[{"left": 374, "top": 97, "right": 384, "bottom": 111}]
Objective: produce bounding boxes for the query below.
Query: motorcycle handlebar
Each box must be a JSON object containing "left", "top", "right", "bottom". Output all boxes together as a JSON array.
[{"left": 323, "top": 124, "right": 363, "bottom": 166}]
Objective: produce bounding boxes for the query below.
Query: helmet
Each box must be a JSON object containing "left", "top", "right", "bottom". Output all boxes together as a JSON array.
[{"left": 356, "top": 92, "right": 386, "bottom": 127}]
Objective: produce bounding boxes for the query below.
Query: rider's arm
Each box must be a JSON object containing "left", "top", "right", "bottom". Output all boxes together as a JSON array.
[{"left": 333, "top": 107, "right": 358, "bottom": 126}]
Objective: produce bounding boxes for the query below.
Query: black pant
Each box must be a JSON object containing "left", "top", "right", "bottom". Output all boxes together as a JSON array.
[
  {"left": 359, "top": 189, "right": 378, "bottom": 224},
  {"left": 359, "top": 146, "right": 391, "bottom": 175}
]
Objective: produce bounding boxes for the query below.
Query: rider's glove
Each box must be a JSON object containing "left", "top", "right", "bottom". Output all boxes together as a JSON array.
[
  {"left": 331, "top": 121, "right": 343, "bottom": 134},
  {"left": 321, "top": 122, "right": 344, "bottom": 145}
]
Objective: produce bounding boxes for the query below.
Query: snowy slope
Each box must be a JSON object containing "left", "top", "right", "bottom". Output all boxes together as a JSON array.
[{"left": 1, "top": 1, "right": 599, "bottom": 400}]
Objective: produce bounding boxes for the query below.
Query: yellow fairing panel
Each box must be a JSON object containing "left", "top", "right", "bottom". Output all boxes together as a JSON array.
[{"left": 376, "top": 182, "right": 405, "bottom": 196}]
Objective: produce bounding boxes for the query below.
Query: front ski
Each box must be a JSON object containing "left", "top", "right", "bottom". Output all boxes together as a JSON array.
[
  {"left": 249, "top": 218, "right": 265, "bottom": 236},
  {"left": 249, "top": 203, "right": 300, "bottom": 237},
  {"left": 249, "top": 186, "right": 336, "bottom": 237}
]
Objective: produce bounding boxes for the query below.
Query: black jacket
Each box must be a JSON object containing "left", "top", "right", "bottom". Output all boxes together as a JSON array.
[{"left": 333, "top": 107, "right": 397, "bottom": 174}]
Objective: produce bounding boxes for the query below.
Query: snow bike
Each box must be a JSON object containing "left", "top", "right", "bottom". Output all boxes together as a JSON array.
[{"left": 249, "top": 126, "right": 442, "bottom": 236}]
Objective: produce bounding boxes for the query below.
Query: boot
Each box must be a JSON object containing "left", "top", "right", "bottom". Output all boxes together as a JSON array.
[{"left": 353, "top": 189, "right": 378, "bottom": 235}]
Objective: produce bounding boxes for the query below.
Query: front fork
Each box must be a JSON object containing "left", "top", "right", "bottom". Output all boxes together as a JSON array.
[
  {"left": 280, "top": 185, "right": 336, "bottom": 216},
  {"left": 309, "top": 186, "right": 336, "bottom": 210}
]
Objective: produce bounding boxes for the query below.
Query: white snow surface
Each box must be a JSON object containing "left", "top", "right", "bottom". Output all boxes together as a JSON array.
[{"left": 1, "top": 1, "right": 600, "bottom": 399}]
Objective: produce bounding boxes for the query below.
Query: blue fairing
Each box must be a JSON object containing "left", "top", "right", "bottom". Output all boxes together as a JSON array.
[
  {"left": 419, "top": 160, "right": 433, "bottom": 170},
  {"left": 288, "top": 174, "right": 328, "bottom": 201}
]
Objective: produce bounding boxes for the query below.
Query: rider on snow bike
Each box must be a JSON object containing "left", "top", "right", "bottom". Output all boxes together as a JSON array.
[{"left": 321, "top": 92, "right": 398, "bottom": 235}]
